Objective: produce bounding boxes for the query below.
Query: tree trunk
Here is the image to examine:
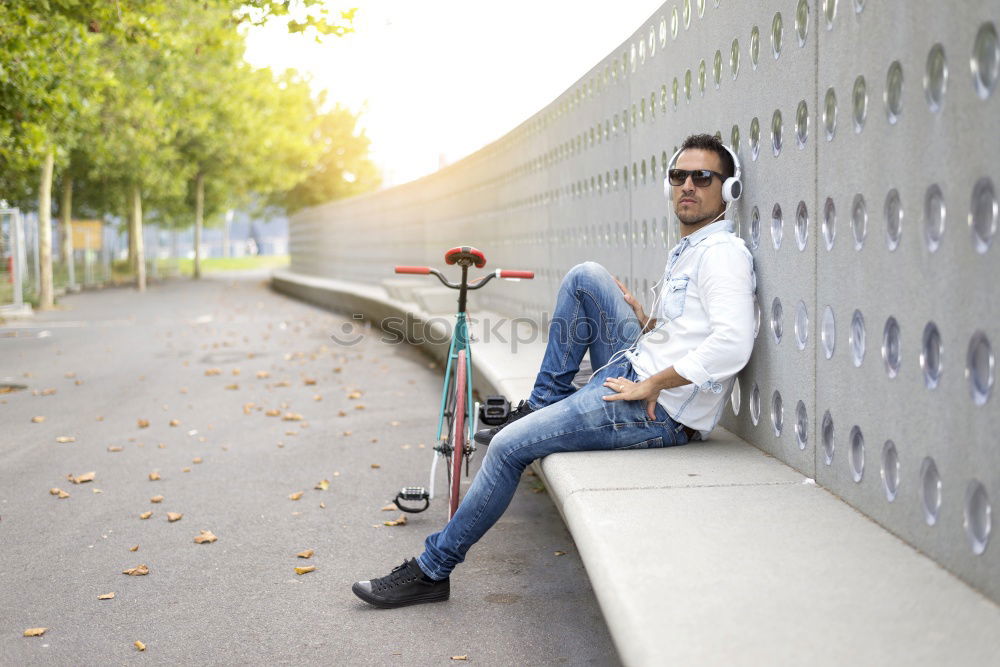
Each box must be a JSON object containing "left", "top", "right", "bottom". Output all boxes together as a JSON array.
[
  {"left": 131, "top": 184, "right": 146, "bottom": 292},
  {"left": 60, "top": 175, "right": 74, "bottom": 286},
  {"left": 127, "top": 199, "right": 136, "bottom": 271},
  {"left": 38, "top": 149, "right": 54, "bottom": 309},
  {"left": 194, "top": 171, "right": 204, "bottom": 279}
]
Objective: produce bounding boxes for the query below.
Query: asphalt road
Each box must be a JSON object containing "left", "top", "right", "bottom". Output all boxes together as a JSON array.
[{"left": 0, "top": 272, "right": 618, "bottom": 666}]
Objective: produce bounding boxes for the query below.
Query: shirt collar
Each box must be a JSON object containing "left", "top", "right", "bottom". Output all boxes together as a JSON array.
[{"left": 683, "top": 219, "right": 734, "bottom": 247}]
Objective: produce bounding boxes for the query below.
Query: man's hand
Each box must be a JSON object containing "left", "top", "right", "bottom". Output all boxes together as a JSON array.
[
  {"left": 613, "top": 276, "right": 656, "bottom": 333},
  {"left": 602, "top": 375, "right": 661, "bottom": 420}
]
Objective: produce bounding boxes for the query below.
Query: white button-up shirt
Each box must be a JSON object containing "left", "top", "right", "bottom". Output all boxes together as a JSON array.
[{"left": 625, "top": 219, "right": 756, "bottom": 436}]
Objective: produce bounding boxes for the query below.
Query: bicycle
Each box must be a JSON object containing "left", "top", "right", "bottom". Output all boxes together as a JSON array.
[{"left": 391, "top": 246, "right": 534, "bottom": 520}]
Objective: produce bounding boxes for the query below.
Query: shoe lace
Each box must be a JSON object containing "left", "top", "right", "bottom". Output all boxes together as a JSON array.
[
  {"left": 373, "top": 560, "right": 418, "bottom": 592},
  {"left": 506, "top": 400, "right": 533, "bottom": 423}
]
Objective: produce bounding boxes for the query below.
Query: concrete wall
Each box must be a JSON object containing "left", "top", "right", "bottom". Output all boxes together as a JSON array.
[{"left": 288, "top": 1, "right": 999, "bottom": 602}]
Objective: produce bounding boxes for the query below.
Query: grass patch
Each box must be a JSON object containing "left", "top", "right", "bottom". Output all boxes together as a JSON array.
[{"left": 156, "top": 255, "right": 289, "bottom": 277}]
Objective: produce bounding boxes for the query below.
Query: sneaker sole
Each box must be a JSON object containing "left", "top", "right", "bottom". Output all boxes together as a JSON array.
[{"left": 351, "top": 582, "right": 450, "bottom": 609}]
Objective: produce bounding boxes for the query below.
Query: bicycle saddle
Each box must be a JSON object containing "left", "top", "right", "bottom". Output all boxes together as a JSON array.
[{"left": 444, "top": 246, "right": 486, "bottom": 268}]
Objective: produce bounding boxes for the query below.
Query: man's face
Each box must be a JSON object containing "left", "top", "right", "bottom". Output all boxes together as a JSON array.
[{"left": 671, "top": 148, "right": 726, "bottom": 226}]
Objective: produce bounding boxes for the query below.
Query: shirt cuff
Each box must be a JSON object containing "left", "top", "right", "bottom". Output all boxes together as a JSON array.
[{"left": 674, "top": 358, "right": 725, "bottom": 394}]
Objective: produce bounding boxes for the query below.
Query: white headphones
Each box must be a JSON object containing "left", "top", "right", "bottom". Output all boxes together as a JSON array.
[{"left": 664, "top": 143, "right": 743, "bottom": 203}]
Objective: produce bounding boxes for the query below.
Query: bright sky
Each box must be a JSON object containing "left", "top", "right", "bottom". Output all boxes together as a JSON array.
[{"left": 242, "top": 1, "right": 666, "bottom": 187}]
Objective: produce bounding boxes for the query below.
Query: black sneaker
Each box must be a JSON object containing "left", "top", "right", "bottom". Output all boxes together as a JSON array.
[
  {"left": 352, "top": 558, "right": 449, "bottom": 608},
  {"left": 474, "top": 399, "right": 536, "bottom": 445}
]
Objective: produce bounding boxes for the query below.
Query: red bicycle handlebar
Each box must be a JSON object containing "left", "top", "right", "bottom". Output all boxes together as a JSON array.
[
  {"left": 395, "top": 266, "right": 431, "bottom": 274},
  {"left": 499, "top": 270, "right": 534, "bottom": 279}
]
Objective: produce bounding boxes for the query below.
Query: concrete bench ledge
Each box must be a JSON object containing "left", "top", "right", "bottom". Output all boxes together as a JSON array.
[{"left": 271, "top": 268, "right": 1000, "bottom": 666}]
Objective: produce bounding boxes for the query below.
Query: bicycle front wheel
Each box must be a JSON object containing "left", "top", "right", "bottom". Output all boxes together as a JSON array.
[{"left": 448, "top": 349, "right": 468, "bottom": 520}]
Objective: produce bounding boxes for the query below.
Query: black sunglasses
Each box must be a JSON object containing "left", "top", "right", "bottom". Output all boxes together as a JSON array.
[{"left": 667, "top": 168, "right": 725, "bottom": 187}]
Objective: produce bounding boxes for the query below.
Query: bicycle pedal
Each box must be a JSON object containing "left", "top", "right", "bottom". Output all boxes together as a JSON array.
[
  {"left": 398, "top": 486, "right": 429, "bottom": 501},
  {"left": 394, "top": 486, "right": 430, "bottom": 513}
]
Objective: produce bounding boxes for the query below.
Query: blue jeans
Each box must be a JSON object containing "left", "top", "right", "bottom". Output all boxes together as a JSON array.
[{"left": 416, "top": 262, "right": 691, "bottom": 580}]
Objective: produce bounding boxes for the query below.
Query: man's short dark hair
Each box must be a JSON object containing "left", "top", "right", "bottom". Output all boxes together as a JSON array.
[{"left": 679, "top": 134, "right": 735, "bottom": 179}]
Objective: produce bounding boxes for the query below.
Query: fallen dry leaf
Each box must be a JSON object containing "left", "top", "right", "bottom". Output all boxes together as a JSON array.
[
  {"left": 256, "top": 370, "right": 270, "bottom": 379},
  {"left": 181, "top": 467, "right": 191, "bottom": 473},
  {"left": 337, "top": 410, "right": 346, "bottom": 417},
  {"left": 107, "top": 445, "right": 123, "bottom": 452},
  {"left": 282, "top": 412, "right": 303, "bottom": 421},
  {"left": 23, "top": 627, "right": 47, "bottom": 637},
  {"left": 139, "top": 511, "right": 153, "bottom": 520},
  {"left": 289, "top": 491, "right": 304, "bottom": 501},
  {"left": 304, "top": 378, "right": 317, "bottom": 385},
  {"left": 169, "top": 419, "right": 180, "bottom": 426},
  {"left": 192, "top": 457, "right": 202, "bottom": 464},
  {"left": 205, "top": 368, "right": 221, "bottom": 376},
  {"left": 150, "top": 495, "right": 163, "bottom": 503},
  {"left": 314, "top": 479, "right": 329, "bottom": 491},
  {"left": 148, "top": 471, "right": 161, "bottom": 481},
  {"left": 123, "top": 564, "right": 149, "bottom": 576},
  {"left": 342, "top": 430, "right": 352, "bottom": 436},
  {"left": 129, "top": 545, "right": 139, "bottom": 552},
  {"left": 319, "top": 501, "right": 326, "bottom": 509},
  {"left": 296, "top": 549, "right": 314, "bottom": 559},
  {"left": 49, "top": 488, "right": 70, "bottom": 499},
  {"left": 347, "top": 391, "right": 362, "bottom": 399},
  {"left": 66, "top": 471, "right": 95, "bottom": 484},
  {"left": 265, "top": 409, "right": 280, "bottom": 417},
  {"left": 224, "top": 384, "right": 239, "bottom": 390},
  {"left": 134, "top": 640, "right": 146, "bottom": 651},
  {"left": 274, "top": 380, "right": 291, "bottom": 387},
  {"left": 370, "top": 463, "right": 380, "bottom": 469},
  {"left": 166, "top": 512, "right": 183, "bottom": 522},
  {"left": 98, "top": 592, "right": 115, "bottom": 600},
  {"left": 137, "top": 419, "right": 149, "bottom": 428},
  {"left": 389, "top": 420, "right": 400, "bottom": 426},
  {"left": 554, "top": 550, "right": 566, "bottom": 556},
  {"left": 232, "top": 368, "right": 241, "bottom": 376},
  {"left": 65, "top": 372, "right": 76, "bottom": 379},
  {"left": 354, "top": 404, "right": 365, "bottom": 411},
  {"left": 451, "top": 657, "right": 468, "bottom": 662},
  {"left": 242, "top": 402, "right": 255, "bottom": 414},
  {"left": 41, "top": 388, "right": 56, "bottom": 395},
  {"left": 55, "top": 436, "right": 75, "bottom": 443},
  {"left": 294, "top": 565, "right": 316, "bottom": 575},
  {"left": 31, "top": 416, "right": 44, "bottom": 423},
  {"left": 380, "top": 503, "right": 397, "bottom": 511},
  {"left": 194, "top": 530, "right": 217, "bottom": 544},
  {"left": 384, "top": 515, "right": 407, "bottom": 527},
  {"left": 92, "top": 488, "right": 102, "bottom": 494}
]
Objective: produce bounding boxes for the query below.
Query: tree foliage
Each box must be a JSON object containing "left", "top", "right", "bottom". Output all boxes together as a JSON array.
[{"left": 0, "top": 0, "right": 377, "bottom": 226}]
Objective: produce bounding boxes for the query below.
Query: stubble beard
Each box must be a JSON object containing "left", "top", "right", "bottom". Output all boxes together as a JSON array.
[{"left": 676, "top": 205, "right": 725, "bottom": 226}]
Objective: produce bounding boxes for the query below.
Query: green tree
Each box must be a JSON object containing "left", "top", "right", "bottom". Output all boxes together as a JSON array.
[
  {"left": 275, "top": 102, "right": 381, "bottom": 213},
  {"left": 1, "top": 0, "right": 363, "bottom": 298}
]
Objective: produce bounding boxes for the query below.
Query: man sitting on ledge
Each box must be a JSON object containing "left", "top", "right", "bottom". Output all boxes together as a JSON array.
[{"left": 352, "top": 132, "right": 757, "bottom": 608}]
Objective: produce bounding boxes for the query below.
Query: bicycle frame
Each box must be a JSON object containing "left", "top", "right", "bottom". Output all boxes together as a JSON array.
[
  {"left": 436, "top": 310, "right": 475, "bottom": 449},
  {"left": 393, "top": 254, "right": 534, "bottom": 514}
]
